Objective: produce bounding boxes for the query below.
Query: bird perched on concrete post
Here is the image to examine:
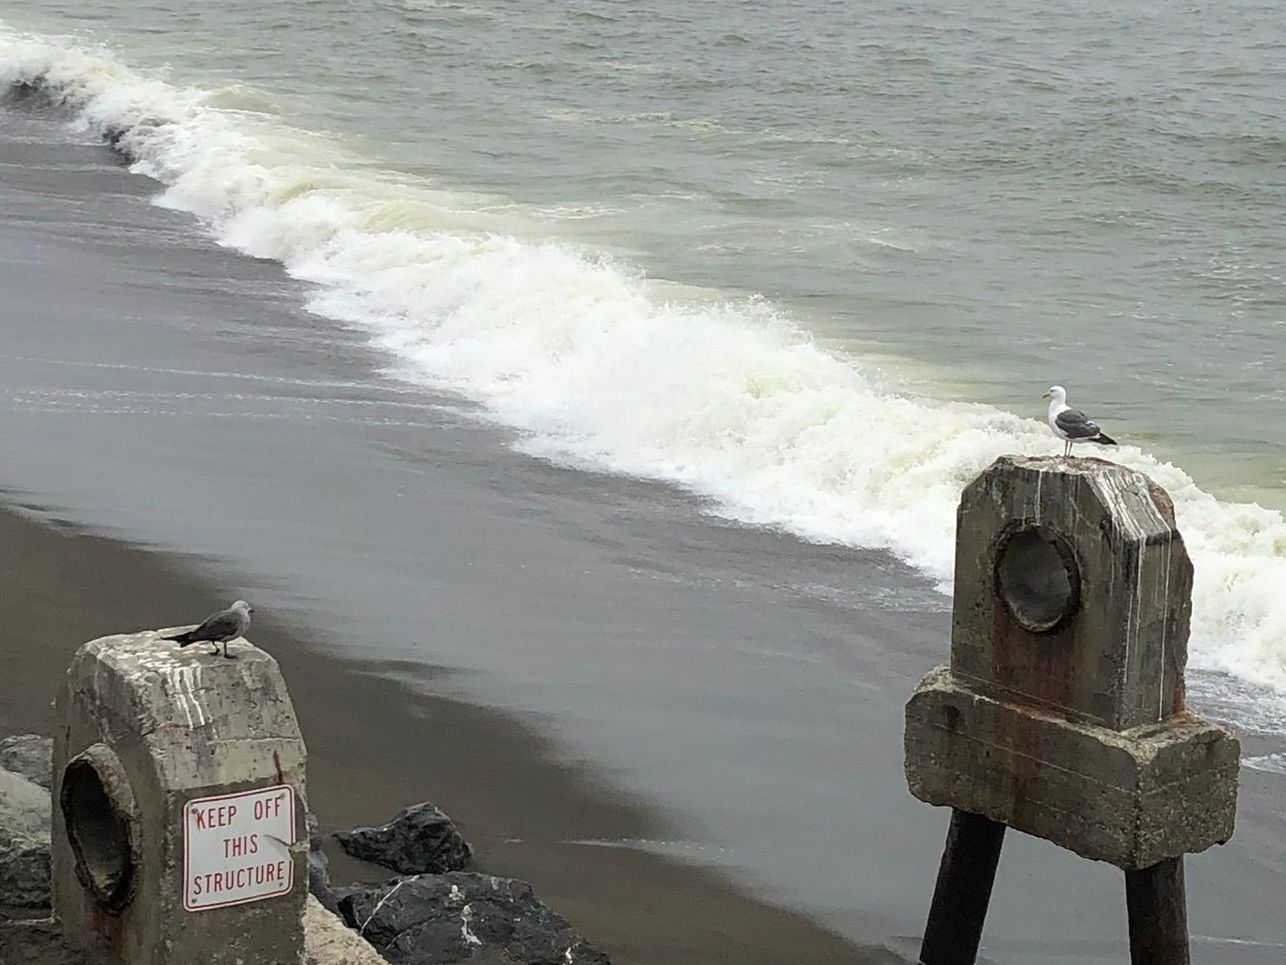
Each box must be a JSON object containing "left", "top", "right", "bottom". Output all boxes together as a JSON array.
[
  {"left": 163, "top": 600, "right": 254, "bottom": 659},
  {"left": 1043, "top": 385, "right": 1117, "bottom": 457}
]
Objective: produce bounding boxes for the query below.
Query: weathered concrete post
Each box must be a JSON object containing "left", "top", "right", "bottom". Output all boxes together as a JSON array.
[
  {"left": 905, "top": 455, "right": 1240, "bottom": 965},
  {"left": 51, "top": 630, "right": 309, "bottom": 964}
]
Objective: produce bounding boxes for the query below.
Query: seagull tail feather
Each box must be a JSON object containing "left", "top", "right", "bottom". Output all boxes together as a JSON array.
[
  {"left": 162, "top": 631, "right": 195, "bottom": 644},
  {"left": 1095, "top": 432, "right": 1117, "bottom": 446}
]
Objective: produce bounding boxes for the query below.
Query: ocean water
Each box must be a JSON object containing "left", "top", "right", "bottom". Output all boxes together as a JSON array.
[{"left": 2, "top": 1, "right": 1285, "bottom": 702}]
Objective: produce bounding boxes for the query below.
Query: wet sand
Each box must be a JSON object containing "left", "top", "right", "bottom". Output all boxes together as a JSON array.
[{"left": 0, "top": 504, "right": 897, "bottom": 963}]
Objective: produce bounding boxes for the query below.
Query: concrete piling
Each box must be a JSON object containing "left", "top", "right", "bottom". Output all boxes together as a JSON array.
[
  {"left": 51, "top": 631, "right": 309, "bottom": 964},
  {"left": 904, "top": 455, "right": 1240, "bottom": 965}
]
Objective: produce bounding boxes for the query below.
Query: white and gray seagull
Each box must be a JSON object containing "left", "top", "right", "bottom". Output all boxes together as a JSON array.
[
  {"left": 1043, "top": 385, "right": 1117, "bottom": 457},
  {"left": 163, "top": 600, "right": 254, "bottom": 659}
]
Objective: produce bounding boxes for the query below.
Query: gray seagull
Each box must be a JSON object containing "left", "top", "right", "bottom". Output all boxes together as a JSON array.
[
  {"left": 1043, "top": 385, "right": 1117, "bottom": 457},
  {"left": 163, "top": 600, "right": 254, "bottom": 659}
]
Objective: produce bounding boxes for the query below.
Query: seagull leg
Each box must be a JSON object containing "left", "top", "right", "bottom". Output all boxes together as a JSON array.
[
  {"left": 209, "top": 641, "right": 219, "bottom": 656},
  {"left": 222, "top": 640, "right": 237, "bottom": 660}
]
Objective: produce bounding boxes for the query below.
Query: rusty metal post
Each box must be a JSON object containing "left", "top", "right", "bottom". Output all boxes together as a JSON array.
[
  {"left": 919, "top": 809, "right": 1006, "bottom": 965},
  {"left": 1125, "top": 857, "right": 1190, "bottom": 965},
  {"left": 903, "top": 455, "right": 1240, "bottom": 965}
]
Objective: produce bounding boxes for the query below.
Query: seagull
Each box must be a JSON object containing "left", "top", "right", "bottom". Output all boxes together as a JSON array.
[
  {"left": 1043, "top": 385, "right": 1117, "bottom": 457},
  {"left": 163, "top": 600, "right": 254, "bottom": 659}
]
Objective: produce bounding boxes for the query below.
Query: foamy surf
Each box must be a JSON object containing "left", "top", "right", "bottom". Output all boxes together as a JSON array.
[{"left": 4, "top": 22, "right": 1286, "bottom": 698}]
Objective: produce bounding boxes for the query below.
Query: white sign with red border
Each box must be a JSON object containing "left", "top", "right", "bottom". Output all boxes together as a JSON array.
[{"left": 183, "top": 784, "right": 296, "bottom": 912}]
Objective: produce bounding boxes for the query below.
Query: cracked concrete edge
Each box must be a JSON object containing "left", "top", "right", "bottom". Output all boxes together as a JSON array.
[{"left": 303, "top": 894, "right": 386, "bottom": 965}]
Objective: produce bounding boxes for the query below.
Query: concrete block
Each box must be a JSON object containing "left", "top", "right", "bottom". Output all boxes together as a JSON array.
[
  {"left": 52, "top": 631, "right": 309, "bottom": 965},
  {"left": 905, "top": 455, "right": 1240, "bottom": 872},
  {"left": 953, "top": 455, "right": 1192, "bottom": 731},
  {"left": 906, "top": 667, "right": 1239, "bottom": 869}
]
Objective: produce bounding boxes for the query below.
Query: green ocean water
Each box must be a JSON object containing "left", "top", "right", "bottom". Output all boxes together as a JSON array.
[{"left": 3, "top": 2, "right": 1286, "bottom": 694}]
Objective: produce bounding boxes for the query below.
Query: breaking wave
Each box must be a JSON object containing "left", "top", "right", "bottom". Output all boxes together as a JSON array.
[{"left": 4, "top": 23, "right": 1286, "bottom": 696}]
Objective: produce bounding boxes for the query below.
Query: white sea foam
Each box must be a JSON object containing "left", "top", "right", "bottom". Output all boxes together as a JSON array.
[
  {"left": 1241, "top": 754, "right": 1286, "bottom": 776},
  {"left": 4, "top": 24, "right": 1286, "bottom": 695}
]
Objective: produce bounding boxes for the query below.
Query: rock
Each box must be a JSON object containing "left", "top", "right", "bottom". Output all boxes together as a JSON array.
[
  {"left": 0, "top": 917, "right": 108, "bottom": 965},
  {"left": 308, "top": 812, "right": 341, "bottom": 915},
  {"left": 338, "top": 872, "right": 611, "bottom": 965},
  {"left": 334, "top": 803, "right": 471, "bottom": 875},
  {"left": 0, "top": 735, "right": 53, "bottom": 790},
  {"left": 0, "top": 767, "right": 52, "bottom": 907},
  {"left": 304, "top": 894, "right": 387, "bottom": 965}
]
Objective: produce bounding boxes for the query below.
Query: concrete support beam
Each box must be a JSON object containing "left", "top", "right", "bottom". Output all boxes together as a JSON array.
[{"left": 905, "top": 667, "right": 1238, "bottom": 869}]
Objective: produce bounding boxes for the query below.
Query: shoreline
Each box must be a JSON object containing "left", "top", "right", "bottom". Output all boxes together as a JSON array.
[
  {"left": 0, "top": 501, "right": 895, "bottom": 964},
  {"left": 1, "top": 96, "right": 1284, "bottom": 964}
]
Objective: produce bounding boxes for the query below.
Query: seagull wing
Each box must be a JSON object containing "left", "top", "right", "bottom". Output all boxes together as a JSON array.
[
  {"left": 186, "top": 608, "right": 243, "bottom": 643},
  {"left": 1054, "top": 407, "right": 1103, "bottom": 440}
]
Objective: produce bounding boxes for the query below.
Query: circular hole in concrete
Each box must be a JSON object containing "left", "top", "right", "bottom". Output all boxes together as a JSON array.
[
  {"left": 995, "top": 527, "right": 1079, "bottom": 633},
  {"left": 61, "top": 755, "right": 133, "bottom": 911}
]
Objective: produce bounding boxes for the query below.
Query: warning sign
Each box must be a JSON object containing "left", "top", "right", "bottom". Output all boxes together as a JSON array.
[{"left": 183, "top": 784, "right": 296, "bottom": 912}]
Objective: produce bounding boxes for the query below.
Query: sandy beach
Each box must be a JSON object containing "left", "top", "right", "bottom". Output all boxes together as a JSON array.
[
  {"left": 2, "top": 95, "right": 1285, "bottom": 965},
  {"left": 0, "top": 504, "right": 898, "bottom": 964}
]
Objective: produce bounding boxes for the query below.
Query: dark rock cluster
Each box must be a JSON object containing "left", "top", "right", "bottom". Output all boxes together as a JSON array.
[
  {"left": 323, "top": 801, "right": 608, "bottom": 964},
  {"left": 334, "top": 803, "right": 473, "bottom": 877},
  {"left": 337, "top": 873, "right": 611, "bottom": 965}
]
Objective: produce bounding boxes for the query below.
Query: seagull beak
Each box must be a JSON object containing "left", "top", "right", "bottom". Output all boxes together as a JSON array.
[{"left": 1041, "top": 390, "right": 1051, "bottom": 399}]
